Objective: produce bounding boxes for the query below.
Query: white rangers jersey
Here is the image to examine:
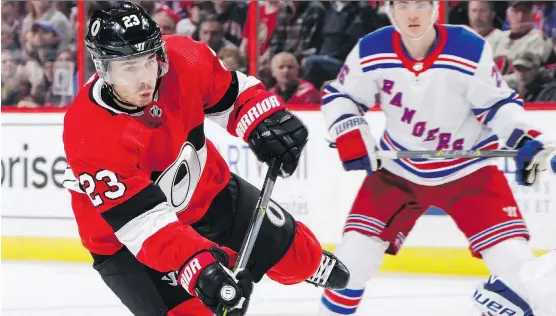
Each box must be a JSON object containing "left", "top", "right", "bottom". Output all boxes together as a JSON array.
[{"left": 322, "top": 25, "right": 541, "bottom": 186}]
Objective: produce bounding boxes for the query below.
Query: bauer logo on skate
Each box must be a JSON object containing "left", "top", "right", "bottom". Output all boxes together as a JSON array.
[{"left": 235, "top": 95, "right": 282, "bottom": 139}]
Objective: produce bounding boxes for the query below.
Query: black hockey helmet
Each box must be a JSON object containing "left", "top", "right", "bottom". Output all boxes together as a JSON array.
[{"left": 85, "top": 1, "right": 168, "bottom": 82}]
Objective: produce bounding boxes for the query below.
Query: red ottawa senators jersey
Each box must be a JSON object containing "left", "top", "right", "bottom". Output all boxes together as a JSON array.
[
  {"left": 270, "top": 80, "right": 321, "bottom": 105},
  {"left": 63, "top": 35, "right": 284, "bottom": 272}
]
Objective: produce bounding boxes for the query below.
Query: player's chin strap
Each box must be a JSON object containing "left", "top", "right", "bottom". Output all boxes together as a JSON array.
[{"left": 384, "top": 0, "right": 439, "bottom": 41}]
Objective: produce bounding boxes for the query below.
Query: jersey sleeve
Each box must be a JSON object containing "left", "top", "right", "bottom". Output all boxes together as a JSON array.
[
  {"left": 64, "top": 130, "right": 215, "bottom": 272},
  {"left": 199, "top": 43, "right": 286, "bottom": 141},
  {"left": 466, "top": 42, "right": 543, "bottom": 148},
  {"left": 321, "top": 40, "right": 380, "bottom": 132}
]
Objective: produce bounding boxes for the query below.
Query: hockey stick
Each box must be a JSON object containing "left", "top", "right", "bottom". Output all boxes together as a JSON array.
[
  {"left": 327, "top": 141, "right": 518, "bottom": 159},
  {"left": 375, "top": 149, "right": 518, "bottom": 159},
  {"left": 218, "top": 157, "right": 282, "bottom": 316}
]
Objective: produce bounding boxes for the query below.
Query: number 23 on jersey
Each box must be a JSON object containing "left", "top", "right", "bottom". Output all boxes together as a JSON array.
[{"left": 79, "top": 170, "right": 127, "bottom": 207}]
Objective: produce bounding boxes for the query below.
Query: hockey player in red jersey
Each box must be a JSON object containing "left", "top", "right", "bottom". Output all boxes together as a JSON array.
[{"left": 62, "top": 2, "right": 349, "bottom": 316}]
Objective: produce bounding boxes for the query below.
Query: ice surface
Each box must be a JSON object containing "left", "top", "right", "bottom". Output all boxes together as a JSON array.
[{"left": 1, "top": 261, "right": 484, "bottom": 316}]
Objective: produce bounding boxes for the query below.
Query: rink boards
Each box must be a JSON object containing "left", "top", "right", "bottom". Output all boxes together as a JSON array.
[{"left": 2, "top": 111, "right": 556, "bottom": 275}]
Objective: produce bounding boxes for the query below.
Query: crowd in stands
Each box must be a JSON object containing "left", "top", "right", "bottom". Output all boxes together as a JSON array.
[
  {"left": 2, "top": 1, "right": 78, "bottom": 107},
  {"left": 2, "top": 0, "right": 556, "bottom": 108},
  {"left": 452, "top": 1, "right": 556, "bottom": 102}
]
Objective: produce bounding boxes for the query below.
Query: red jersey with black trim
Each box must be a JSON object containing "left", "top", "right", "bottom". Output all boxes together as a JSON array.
[
  {"left": 63, "top": 35, "right": 285, "bottom": 272},
  {"left": 271, "top": 80, "right": 321, "bottom": 105},
  {"left": 241, "top": 3, "right": 279, "bottom": 56}
]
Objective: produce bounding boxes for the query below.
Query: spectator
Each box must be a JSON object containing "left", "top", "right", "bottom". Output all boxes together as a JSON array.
[
  {"left": 136, "top": 0, "right": 180, "bottom": 26},
  {"left": 44, "top": 49, "right": 77, "bottom": 106},
  {"left": 176, "top": 2, "right": 212, "bottom": 37},
  {"left": 153, "top": 11, "right": 177, "bottom": 35},
  {"left": 16, "top": 79, "right": 40, "bottom": 108},
  {"left": 492, "top": 1, "right": 553, "bottom": 75},
  {"left": 2, "top": 22, "right": 20, "bottom": 51},
  {"left": 56, "top": 48, "right": 75, "bottom": 64},
  {"left": 302, "top": 0, "right": 365, "bottom": 90},
  {"left": 195, "top": 14, "right": 236, "bottom": 54},
  {"left": 31, "top": 21, "right": 61, "bottom": 49},
  {"left": 508, "top": 51, "right": 556, "bottom": 102},
  {"left": 502, "top": 2, "right": 549, "bottom": 32},
  {"left": 448, "top": 1, "right": 469, "bottom": 26},
  {"left": 34, "top": 49, "right": 58, "bottom": 105},
  {"left": 358, "top": 1, "right": 391, "bottom": 34},
  {"left": 2, "top": 1, "right": 22, "bottom": 51},
  {"left": 468, "top": 1, "right": 504, "bottom": 53},
  {"left": 56, "top": 1, "right": 75, "bottom": 19},
  {"left": 239, "top": 0, "right": 282, "bottom": 61},
  {"left": 268, "top": 1, "right": 325, "bottom": 62},
  {"left": 270, "top": 52, "right": 321, "bottom": 105},
  {"left": 449, "top": 1, "right": 508, "bottom": 30},
  {"left": 1, "top": 50, "right": 25, "bottom": 106},
  {"left": 137, "top": 0, "right": 156, "bottom": 15},
  {"left": 160, "top": 0, "right": 190, "bottom": 18},
  {"left": 2, "top": 1, "right": 21, "bottom": 29},
  {"left": 213, "top": 0, "right": 247, "bottom": 47},
  {"left": 19, "top": 28, "right": 45, "bottom": 102},
  {"left": 21, "top": 1, "right": 72, "bottom": 49},
  {"left": 1, "top": 0, "right": 81, "bottom": 108},
  {"left": 218, "top": 45, "right": 247, "bottom": 73}
]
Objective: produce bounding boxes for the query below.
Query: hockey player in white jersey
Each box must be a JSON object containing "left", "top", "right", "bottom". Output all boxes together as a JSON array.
[{"left": 318, "top": 1, "right": 556, "bottom": 315}]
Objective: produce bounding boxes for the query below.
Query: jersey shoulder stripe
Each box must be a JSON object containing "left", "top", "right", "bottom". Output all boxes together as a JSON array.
[
  {"left": 442, "top": 25, "right": 485, "bottom": 65},
  {"left": 359, "top": 26, "right": 396, "bottom": 59},
  {"left": 358, "top": 27, "right": 402, "bottom": 72}
]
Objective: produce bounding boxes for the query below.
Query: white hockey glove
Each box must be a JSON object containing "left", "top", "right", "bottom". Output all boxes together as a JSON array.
[
  {"left": 515, "top": 134, "right": 556, "bottom": 186},
  {"left": 328, "top": 114, "right": 379, "bottom": 176},
  {"left": 472, "top": 276, "right": 533, "bottom": 316}
]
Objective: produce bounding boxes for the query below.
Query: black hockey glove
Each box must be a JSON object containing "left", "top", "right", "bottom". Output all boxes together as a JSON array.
[
  {"left": 247, "top": 109, "right": 308, "bottom": 177},
  {"left": 178, "top": 246, "right": 253, "bottom": 315}
]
